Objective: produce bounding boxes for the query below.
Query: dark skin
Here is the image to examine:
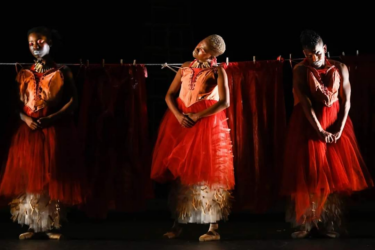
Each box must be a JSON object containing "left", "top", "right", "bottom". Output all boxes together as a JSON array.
[
  {"left": 20, "top": 32, "right": 78, "bottom": 130},
  {"left": 165, "top": 38, "right": 230, "bottom": 128},
  {"left": 164, "top": 38, "right": 228, "bottom": 239},
  {"left": 294, "top": 41, "right": 351, "bottom": 143}
]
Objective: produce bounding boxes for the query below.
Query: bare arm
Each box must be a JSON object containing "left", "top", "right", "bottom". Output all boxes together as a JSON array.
[
  {"left": 293, "top": 64, "right": 334, "bottom": 143},
  {"left": 37, "top": 66, "right": 78, "bottom": 127},
  {"left": 165, "top": 61, "right": 194, "bottom": 127},
  {"left": 51, "top": 66, "right": 78, "bottom": 119},
  {"left": 332, "top": 62, "right": 351, "bottom": 141}
]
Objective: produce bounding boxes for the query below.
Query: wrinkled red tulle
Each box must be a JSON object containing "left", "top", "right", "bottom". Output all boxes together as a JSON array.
[
  {"left": 281, "top": 101, "right": 373, "bottom": 223},
  {"left": 151, "top": 98, "right": 234, "bottom": 189},
  {"left": 0, "top": 106, "right": 85, "bottom": 205}
]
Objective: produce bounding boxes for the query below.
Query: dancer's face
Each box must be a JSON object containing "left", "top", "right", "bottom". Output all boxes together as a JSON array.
[
  {"left": 193, "top": 39, "right": 213, "bottom": 62},
  {"left": 303, "top": 42, "right": 327, "bottom": 68},
  {"left": 28, "top": 32, "right": 51, "bottom": 59}
]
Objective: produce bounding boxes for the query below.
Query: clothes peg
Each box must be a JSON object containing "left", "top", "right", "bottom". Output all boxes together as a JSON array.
[
  {"left": 15, "top": 62, "right": 23, "bottom": 73},
  {"left": 356, "top": 50, "right": 359, "bottom": 56},
  {"left": 86, "top": 60, "right": 89, "bottom": 67},
  {"left": 102, "top": 59, "right": 105, "bottom": 67},
  {"left": 226, "top": 57, "right": 229, "bottom": 66},
  {"left": 289, "top": 53, "right": 293, "bottom": 68},
  {"left": 120, "top": 59, "right": 123, "bottom": 65},
  {"left": 133, "top": 59, "right": 136, "bottom": 65},
  {"left": 342, "top": 52, "right": 345, "bottom": 56},
  {"left": 327, "top": 51, "right": 331, "bottom": 58},
  {"left": 253, "top": 56, "right": 256, "bottom": 64}
]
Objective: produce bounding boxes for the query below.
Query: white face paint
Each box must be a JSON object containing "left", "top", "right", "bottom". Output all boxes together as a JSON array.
[
  {"left": 33, "top": 43, "right": 50, "bottom": 57},
  {"left": 28, "top": 33, "right": 51, "bottom": 59},
  {"left": 303, "top": 43, "right": 327, "bottom": 69}
]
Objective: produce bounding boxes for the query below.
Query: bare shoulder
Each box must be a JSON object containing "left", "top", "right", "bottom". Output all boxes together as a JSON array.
[
  {"left": 58, "top": 64, "right": 71, "bottom": 72},
  {"left": 58, "top": 65, "right": 73, "bottom": 79},
  {"left": 216, "top": 65, "right": 226, "bottom": 74},
  {"left": 293, "top": 62, "right": 306, "bottom": 75},
  {"left": 56, "top": 65, "right": 74, "bottom": 84},
  {"left": 328, "top": 59, "right": 348, "bottom": 72}
]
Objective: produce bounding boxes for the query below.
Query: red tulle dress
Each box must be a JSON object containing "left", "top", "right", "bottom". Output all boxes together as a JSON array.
[
  {"left": 151, "top": 60, "right": 234, "bottom": 223},
  {"left": 281, "top": 59, "right": 373, "bottom": 228},
  {"left": 0, "top": 65, "right": 85, "bottom": 232}
]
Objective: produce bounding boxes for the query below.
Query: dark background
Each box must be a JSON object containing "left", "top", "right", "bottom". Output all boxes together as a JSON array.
[
  {"left": 1, "top": 3, "right": 373, "bottom": 63},
  {"left": 0, "top": 1, "right": 374, "bottom": 223}
]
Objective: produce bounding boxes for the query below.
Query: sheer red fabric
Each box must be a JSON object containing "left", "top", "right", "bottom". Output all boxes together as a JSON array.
[
  {"left": 0, "top": 67, "right": 85, "bottom": 205},
  {"left": 280, "top": 59, "right": 373, "bottom": 224},
  {"left": 151, "top": 98, "right": 234, "bottom": 189}
]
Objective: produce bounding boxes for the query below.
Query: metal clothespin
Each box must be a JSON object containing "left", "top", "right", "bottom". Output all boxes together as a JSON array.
[
  {"left": 133, "top": 59, "right": 136, "bottom": 66},
  {"left": 253, "top": 56, "right": 256, "bottom": 64},
  {"left": 226, "top": 57, "right": 229, "bottom": 66}
]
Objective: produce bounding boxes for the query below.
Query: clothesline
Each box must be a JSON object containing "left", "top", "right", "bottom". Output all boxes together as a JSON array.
[
  {"left": 0, "top": 63, "right": 185, "bottom": 66},
  {"left": 0, "top": 55, "right": 345, "bottom": 67}
]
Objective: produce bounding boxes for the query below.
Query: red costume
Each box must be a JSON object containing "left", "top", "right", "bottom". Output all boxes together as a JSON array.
[
  {"left": 0, "top": 65, "right": 84, "bottom": 232},
  {"left": 151, "top": 60, "right": 234, "bottom": 223},
  {"left": 281, "top": 59, "right": 373, "bottom": 227}
]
